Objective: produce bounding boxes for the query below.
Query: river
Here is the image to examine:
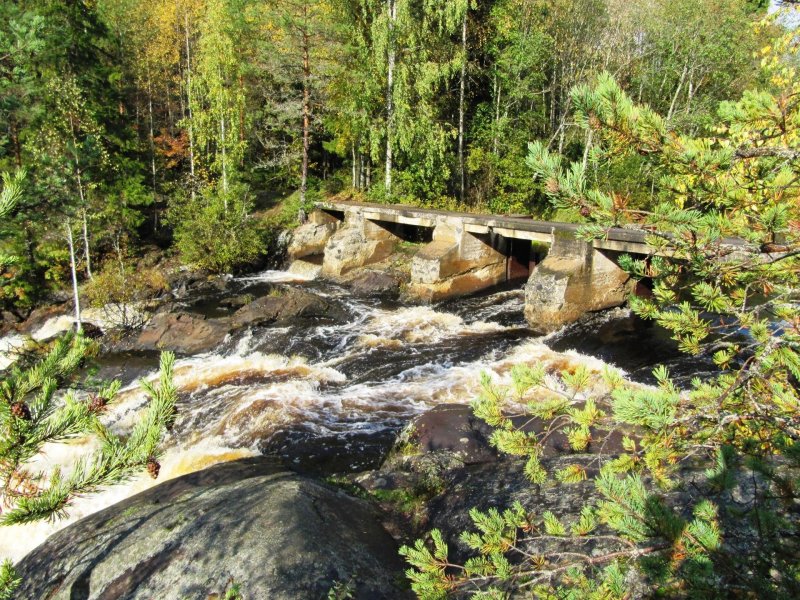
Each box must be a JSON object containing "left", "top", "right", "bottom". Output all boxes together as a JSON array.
[{"left": 0, "top": 270, "right": 707, "bottom": 562}]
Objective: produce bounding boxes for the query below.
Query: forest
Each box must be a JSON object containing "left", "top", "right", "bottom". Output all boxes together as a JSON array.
[
  {"left": 0, "top": 0, "right": 780, "bottom": 319},
  {"left": 3, "top": 1, "right": 800, "bottom": 598}
]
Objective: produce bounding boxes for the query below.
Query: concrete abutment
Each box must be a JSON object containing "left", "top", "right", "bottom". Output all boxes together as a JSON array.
[
  {"left": 288, "top": 207, "right": 635, "bottom": 328},
  {"left": 405, "top": 219, "right": 508, "bottom": 302},
  {"left": 523, "top": 230, "right": 632, "bottom": 333}
]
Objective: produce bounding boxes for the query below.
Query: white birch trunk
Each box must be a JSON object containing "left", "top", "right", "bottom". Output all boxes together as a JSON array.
[
  {"left": 384, "top": 0, "right": 396, "bottom": 195},
  {"left": 220, "top": 113, "right": 228, "bottom": 198},
  {"left": 81, "top": 209, "right": 92, "bottom": 281},
  {"left": 147, "top": 75, "right": 157, "bottom": 193},
  {"left": 185, "top": 14, "right": 196, "bottom": 200},
  {"left": 66, "top": 222, "right": 82, "bottom": 332},
  {"left": 458, "top": 11, "right": 467, "bottom": 204}
]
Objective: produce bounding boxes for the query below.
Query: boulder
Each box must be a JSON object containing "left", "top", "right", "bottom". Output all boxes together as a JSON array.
[
  {"left": 135, "top": 312, "right": 232, "bottom": 354},
  {"left": 400, "top": 404, "right": 497, "bottom": 465},
  {"left": 348, "top": 270, "right": 401, "bottom": 297},
  {"left": 524, "top": 233, "right": 631, "bottom": 333},
  {"left": 232, "top": 287, "right": 349, "bottom": 327},
  {"left": 288, "top": 258, "right": 323, "bottom": 279},
  {"left": 287, "top": 211, "right": 340, "bottom": 259},
  {"left": 406, "top": 222, "right": 507, "bottom": 302},
  {"left": 322, "top": 214, "right": 398, "bottom": 277},
  {"left": 14, "top": 458, "right": 411, "bottom": 600}
]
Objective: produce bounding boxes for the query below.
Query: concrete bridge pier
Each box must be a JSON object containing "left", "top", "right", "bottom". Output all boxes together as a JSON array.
[
  {"left": 405, "top": 219, "right": 507, "bottom": 302},
  {"left": 321, "top": 209, "right": 400, "bottom": 276},
  {"left": 524, "top": 230, "right": 632, "bottom": 333}
]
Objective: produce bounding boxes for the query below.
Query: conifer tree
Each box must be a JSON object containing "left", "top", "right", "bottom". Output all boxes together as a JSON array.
[
  {"left": 401, "top": 10, "right": 800, "bottom": 598},
  {"left": 0, "top": 172, "right": 179, "bottom": 598}
]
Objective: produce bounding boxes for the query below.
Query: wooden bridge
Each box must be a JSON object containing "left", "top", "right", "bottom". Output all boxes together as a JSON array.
[{"left": 287, "top": 200, "right": 678, "bottom": 331}]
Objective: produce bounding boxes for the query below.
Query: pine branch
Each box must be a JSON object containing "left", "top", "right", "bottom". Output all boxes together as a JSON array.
[{"left": 0, "top": 351, "right": 177, "bottom": 525}]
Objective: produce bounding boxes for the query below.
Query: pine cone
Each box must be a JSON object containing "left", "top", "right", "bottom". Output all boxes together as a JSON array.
[
  {"left": 761, "top": 242, "right": 789, "bottom": 253},
  {"left": 146, "top": 457, "right": 161, "bottom": 479},
  {"left": 580, "top": 206, "right": 592, "bottom": 218},
  {"left": 87, "top": 395, "right": 107, "bottom": 414},
  {"left": 10, "top": 403, "right": 31, "bottom": 421}
]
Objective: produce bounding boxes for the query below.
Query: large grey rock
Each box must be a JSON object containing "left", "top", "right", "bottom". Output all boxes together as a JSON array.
[
  {"left": 15, "top": 458, "right": 410, "bottom": 600},
  {"left": 135, "top": 312, "right": 232, "bottom": 354},
  {"left": 232, "top": 287, "right": 349, "bottom": 327}
]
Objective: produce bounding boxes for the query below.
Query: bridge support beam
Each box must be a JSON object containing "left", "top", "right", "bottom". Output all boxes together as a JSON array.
[
  {"left": 322, "top": 210, "right": 399, "bottom": 277},
  {"left": 406, "top": 220, "right": 506, "bottom": 302},
  {"left": 524, "top": 231, "right": 631, "bottom": 333}
]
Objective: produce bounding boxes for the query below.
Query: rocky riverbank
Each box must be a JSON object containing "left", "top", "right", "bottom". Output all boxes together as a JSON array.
[{"left": 15, "top": 393, "right": 782, "bottom": 599}]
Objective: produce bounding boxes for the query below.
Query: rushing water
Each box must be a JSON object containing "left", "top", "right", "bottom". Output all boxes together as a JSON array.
[{"left": 0, "top": 270, "right": 696, "bottom": 562}]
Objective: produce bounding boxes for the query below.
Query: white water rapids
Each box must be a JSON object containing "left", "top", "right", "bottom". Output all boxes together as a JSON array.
[{"left": 0, "top": 271, "right": 665, "bottom": 562}]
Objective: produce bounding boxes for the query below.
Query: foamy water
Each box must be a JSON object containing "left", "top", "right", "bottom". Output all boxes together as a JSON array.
[{"left": 1, "top": 271, "right": 640, "bottom": 562}]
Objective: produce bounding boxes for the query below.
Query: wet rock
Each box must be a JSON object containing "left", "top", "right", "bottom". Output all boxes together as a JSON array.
[
  {"left": 171, "top": 271, "right": 229, "bottom": 300},
  {"left": 261, "top": 427, "right": 400, "bottom": 476},
  {"left": 8, "top": 304, "right": 68, "bottom": 337},
  {"left": 14, "top": 458, "right": 410, "bottom": 600},
  {"left": 232, "top": 287, "right": 349, "bottom": 327},
  {"left": 400, "top": 404, "right": 497, "bottom": 465},
  {"left": 79, "top": 321, "right": 105, "bottom": 340},
  {"left": 348, "top": 270, "right": 401, "bottom": 297},
  {"left": 288, "top": 258, "right": 323, "bottom": 279},
  {"left": 355, "top": 402, "right": 631, "bottom": 542},
  {"left": 135, "top": 312, "right": 232, "bottom": 354},
  {"left": 218, "top": 294, "right": 255, "bottom": 309}
]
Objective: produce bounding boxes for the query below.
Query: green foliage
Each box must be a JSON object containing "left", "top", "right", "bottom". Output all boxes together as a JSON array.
[
  {"left": 0, "top": 335, "right": 177, "bottom": 596},
  {"left": 0, "top": 561, "right": 20, "bottom": 600},
  {"left": 169, "top": 182, "right": 264, "bottom": 273},
  {"left": 0, "top": 339, "right": 177, "bottom": 525},
  {"left": 83, "top": 262, "right": 169, "bottom": 330}
]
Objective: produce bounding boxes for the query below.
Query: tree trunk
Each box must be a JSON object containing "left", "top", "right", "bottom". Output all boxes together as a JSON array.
[
  {"left": 667, "top": 61, "right": 688, "bottom": 123},
  {"left": 301, "top": 29, "right": 311, "bottom": 207},
  {"left": 147, "top": 75, "right": 157, "bottom": 194},
  {"left": 9, "top": 118, "right": 22, "bottom": 168},
  {"left": 384, "top": 0, "right": 396, "bottom": 195},
  {"left": 352, "top": 143, "right": 357, "bottom": 189},
  {"left": 458, "top": 10, "right": 468, "bottom": 204},
  {"left": 185, "top": 14, "right": 196, "bottom": 200},
  {"left": 81, "top": 209, "right": 92, "bottom": 281},
  {"left": 493, "top": 72, "right": 500, "bottom": 157},
  {"left": 220, "top": 112, "right": 228, "bottom": 197},
  {"left": 582, "top": 127, "right": 593, "bottom": 171},
  {"left": 69, "top": 113, "right": 92, "bottom": 281},
  {"left": 66, "top": 221, "right": 82, "bottom": 333}
]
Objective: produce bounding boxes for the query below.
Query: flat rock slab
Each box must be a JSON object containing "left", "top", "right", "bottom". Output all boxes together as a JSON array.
[
  {"left": 136, "top": 311, "right": 232, "bottom": 354},
  {"left": 15, "top": 458, "right": 410, "bottom": 599}
]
